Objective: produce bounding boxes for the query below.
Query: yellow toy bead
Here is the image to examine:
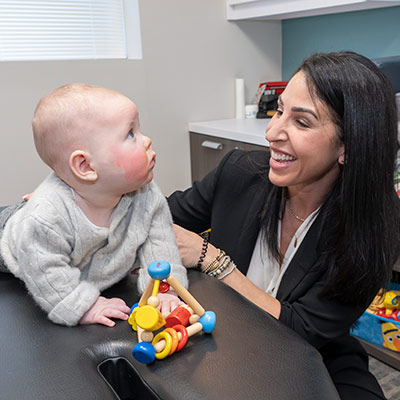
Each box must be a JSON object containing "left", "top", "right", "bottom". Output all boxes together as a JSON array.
[
  {"left": 128, "top": 310, "right": 138, "bottom": 331},
  {"left": 152, "top": 331, "right": 172, "bottom": 360},
  {"left": 135, "top": 305, "right": 166, "bottom": 331},
  {"left": 147, "top": 296, "right": 160, "bottom": 308},
  {"left": 164, "top": 328, "right": 179, "bottom": 355}
]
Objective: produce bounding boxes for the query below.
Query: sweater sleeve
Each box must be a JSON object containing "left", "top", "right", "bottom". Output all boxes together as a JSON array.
[
  {"left": 137, "top": 185, "right": 188, "bottom": 293},
  {"left": 0, "top": 201, "right": 26, "bottom": 273},
  {"left": 2, "top": 213, "right": 99, "bottom": 326}
]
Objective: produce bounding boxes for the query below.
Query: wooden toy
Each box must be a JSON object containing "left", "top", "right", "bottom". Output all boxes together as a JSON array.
[{"left": 129, "top": 261, "right": 216, "bottom": 364}]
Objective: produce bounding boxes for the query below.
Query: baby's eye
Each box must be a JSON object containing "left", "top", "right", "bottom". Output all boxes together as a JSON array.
[{"left": 127, "top": 129, "right": 134, "bottom": 139}]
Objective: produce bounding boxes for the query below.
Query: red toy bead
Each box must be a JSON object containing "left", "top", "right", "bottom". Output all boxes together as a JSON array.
[
  {"left": 159, "top": 281, "right": 170, "bottom": 293},
  {"left": 165, "top": 306, "right": 191, "bottom": 328},
  {"left": 172, "top": 324, "right": 188, "bottom": 351}
]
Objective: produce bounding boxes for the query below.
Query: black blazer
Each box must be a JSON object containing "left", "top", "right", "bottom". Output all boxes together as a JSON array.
[{"left": 167, "top": 150, "right": 388, "bottom": 399}]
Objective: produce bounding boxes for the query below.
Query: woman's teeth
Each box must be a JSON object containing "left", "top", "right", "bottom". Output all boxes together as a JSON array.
[{"left": 271, "top": 150, "right": 296, "bottom": 162}]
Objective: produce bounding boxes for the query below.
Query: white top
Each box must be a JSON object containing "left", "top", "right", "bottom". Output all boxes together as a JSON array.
[{"left": 246, "top": 208, "right": 320, "bottom": 297}]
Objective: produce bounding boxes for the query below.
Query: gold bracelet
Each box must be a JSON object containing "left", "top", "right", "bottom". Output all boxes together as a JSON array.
[
  {"left": 208, "top": 255, "right": 231, "bottom": 277},
  {"left": 201, "top": 249, "right": 226, "bottom": 273}
]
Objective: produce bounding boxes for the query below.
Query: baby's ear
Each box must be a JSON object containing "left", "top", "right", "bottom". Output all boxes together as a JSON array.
[{"left": 69, "top": 150, "right": 98, "bottom": 182}]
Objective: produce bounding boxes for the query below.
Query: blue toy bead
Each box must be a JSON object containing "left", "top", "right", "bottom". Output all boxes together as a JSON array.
[
  {"left": 199, "top": 311, "right": 216, "bottom": 333},
  {"left": 147, "top": 261, "right": 171, "bottom": 280},
  {"left": 132, "top": 342, "right": 156, "bottom": 364},
  {"left": 130, "top": 302, "right": 139, "bottom": 314}
]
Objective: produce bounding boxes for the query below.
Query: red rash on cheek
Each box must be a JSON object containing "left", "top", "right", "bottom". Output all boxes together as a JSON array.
[{"left": 114, "top": 152, "right": 136, "bottom": 182}]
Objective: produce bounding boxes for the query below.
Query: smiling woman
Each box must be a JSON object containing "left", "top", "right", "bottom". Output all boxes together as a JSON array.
[{"left": 168, "top": 51, "right": 400, "bottom": 400}]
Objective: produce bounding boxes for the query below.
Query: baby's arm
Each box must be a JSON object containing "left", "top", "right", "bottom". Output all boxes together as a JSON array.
[
  {"left": 137, "top": 185, "right": 189, "bottom": 294},
  {"left": 80, "top": 296, "right": 131, "bottom": 327},
  {"left": 3, "top": 212, "right": 100, "bottom": 326}
]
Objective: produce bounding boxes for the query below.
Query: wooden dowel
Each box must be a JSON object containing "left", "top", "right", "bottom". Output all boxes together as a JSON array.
[
  {"left": 167, "top": 275, "right": 205, "bottom": 316},
  {"left": 137, "top": 326, "right": 145, "bottom": 343},
  {"left": 139, "top": 278, "right": 155, "bottom": 307}
]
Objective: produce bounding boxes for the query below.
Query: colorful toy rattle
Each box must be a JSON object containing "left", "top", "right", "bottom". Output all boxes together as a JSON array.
[{"left": 129, "top": 260, "right": 216, "bottom": 364}]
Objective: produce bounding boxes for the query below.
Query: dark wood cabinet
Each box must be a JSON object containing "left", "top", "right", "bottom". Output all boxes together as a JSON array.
[{"left": 190, "top": 132, "right": 267, "bottom": 182}]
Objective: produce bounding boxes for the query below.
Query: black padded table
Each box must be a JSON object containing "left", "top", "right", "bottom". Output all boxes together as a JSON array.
[{"left": 0, "top": 269, "right": 339, "bottom": 400}]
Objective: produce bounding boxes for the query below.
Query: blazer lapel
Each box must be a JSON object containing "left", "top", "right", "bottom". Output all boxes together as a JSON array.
[{"left": 276, "top": 212, "right": 323, "bottom": 302}]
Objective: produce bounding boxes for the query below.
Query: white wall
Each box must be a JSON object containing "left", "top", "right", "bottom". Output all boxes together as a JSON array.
[{"left": 0, "top": 0, "right": 281, "bottom": 204}]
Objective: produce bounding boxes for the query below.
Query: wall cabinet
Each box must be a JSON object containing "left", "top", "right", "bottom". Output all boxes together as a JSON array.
[
  {"left": 190, "top": 132, "right": 266, "bottom": 182},
  {"left": 227, "top": 0, "right": 400, "bottom": 20}
]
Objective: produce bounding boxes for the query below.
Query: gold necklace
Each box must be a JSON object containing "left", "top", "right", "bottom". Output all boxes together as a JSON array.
[{"left": 287, "top": 205, "right": 305, "bottom": 223}]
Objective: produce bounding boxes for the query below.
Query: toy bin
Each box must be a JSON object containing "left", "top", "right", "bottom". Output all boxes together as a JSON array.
[{"left": 351, "top": 283, "right": 400, "bottom": 353}]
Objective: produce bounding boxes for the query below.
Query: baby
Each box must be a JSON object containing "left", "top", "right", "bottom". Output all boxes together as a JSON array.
[{"left": 0, "top": 84, "right": 187, "bottom": 327}]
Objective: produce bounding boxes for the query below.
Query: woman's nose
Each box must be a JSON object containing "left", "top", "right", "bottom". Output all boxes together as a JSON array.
[{"left": 265, "top": 117, "right": 287, "bottom": 142}]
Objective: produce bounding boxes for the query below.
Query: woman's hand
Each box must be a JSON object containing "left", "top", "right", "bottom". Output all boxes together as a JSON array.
[{"left": 173, "top": 224, "right": 219, "bottom": 269}]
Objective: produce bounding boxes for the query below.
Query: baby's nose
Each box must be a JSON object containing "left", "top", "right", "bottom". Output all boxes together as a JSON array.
[{"left": 144, "top": 135, "right": 152, "bottom": 148}]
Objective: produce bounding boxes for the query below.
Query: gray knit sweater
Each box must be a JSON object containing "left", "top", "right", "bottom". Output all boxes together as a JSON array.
[{"left": 1, "top": 173, "right": 188, "bottom": 326}]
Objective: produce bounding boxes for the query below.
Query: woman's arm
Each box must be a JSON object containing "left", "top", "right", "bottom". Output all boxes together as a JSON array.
[{"left": 173, "top": 224, "right": 281, "bottom": 319}]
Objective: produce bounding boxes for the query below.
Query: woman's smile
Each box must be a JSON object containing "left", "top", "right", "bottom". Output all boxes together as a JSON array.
[{"left": 270, "top": 148, "right": 297, "bottom": 164}]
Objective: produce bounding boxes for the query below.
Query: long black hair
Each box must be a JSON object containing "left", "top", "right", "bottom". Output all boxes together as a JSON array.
[{"left": 262, "top": 51, "right": 400, "bottom": 307}]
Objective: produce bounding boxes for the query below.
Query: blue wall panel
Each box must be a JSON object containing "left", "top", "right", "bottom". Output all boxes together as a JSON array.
[{"left": 282, "top": 6, "right": 400, "bottom": 80}]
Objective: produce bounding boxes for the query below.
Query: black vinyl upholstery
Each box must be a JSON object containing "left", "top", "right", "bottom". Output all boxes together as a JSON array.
[{"left": 0, "top": 268, "right": 339, "bottom": 399}]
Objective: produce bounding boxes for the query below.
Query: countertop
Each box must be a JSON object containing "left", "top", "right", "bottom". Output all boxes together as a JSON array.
[{"left": 188, "top": 118, "right": 270, "bottom": 146}]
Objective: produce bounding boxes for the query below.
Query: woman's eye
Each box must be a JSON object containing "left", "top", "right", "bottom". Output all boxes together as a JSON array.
[
  {"left": 127, "top": 130, "right": 134, "bottom": 139},
  {"left": 296, "top": 119, "right": 309, "bottom": 128},
  {"left": 275, "top": 108, "right": 283, "bottom": 116}
]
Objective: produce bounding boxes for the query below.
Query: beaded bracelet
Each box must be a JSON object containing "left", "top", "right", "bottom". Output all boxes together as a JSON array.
[
  {"left": 217, "top": 261, "right": 237, "bottom": 280},
  {"left": 201, "top": 249, "right": 226, "bottom": 273},
  {"left": 208, "top": 255, "right": 231, "bottom": 277},
  {"left": 196, "top": 235, "right": 209, "bottom": 269}
]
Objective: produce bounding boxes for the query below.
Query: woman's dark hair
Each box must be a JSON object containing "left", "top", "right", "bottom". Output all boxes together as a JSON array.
[{"left": 262, "top": 51, "right": 400, "bottom": 307}]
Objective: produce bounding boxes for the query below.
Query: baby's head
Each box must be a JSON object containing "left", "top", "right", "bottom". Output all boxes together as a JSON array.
[{"left": 32, "top": 83, "right": 156, "bottom": 195}]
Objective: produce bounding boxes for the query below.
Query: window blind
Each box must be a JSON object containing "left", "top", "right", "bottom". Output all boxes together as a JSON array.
[{"left": 0, "top": 0, "right": 132, "bottom": 61}]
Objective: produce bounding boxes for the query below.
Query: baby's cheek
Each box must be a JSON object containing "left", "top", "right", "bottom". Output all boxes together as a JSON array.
[{"left": 114, "top": 154, "right": 136, "bottom": 182}]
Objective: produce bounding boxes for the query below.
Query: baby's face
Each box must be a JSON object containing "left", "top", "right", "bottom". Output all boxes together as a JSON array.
[{"left": 88, "top": 94, "right": 156, "bottom": 195}]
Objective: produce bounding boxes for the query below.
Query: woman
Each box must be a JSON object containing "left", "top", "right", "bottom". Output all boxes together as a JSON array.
[{"left": 168, "top": 52, "right": 400, "bottom": 399}]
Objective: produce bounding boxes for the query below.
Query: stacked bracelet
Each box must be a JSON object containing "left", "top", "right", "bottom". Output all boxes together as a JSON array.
[
  {"left": 217, "top": 261, "right": 237, "bottom": 280},
  {"left": 201, "top": 249, "right": 225, "bottom": 273},
  {"left": 208, "top": 255, "right": 231, "bottom": 277},
  {"left": 201, "top": 249, "right": 237, "bottom": 280},
  {"left": 196, "top": 234, "right": 209, "bottom": 269}
]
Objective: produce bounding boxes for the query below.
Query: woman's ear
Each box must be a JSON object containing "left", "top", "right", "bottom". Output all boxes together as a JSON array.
[
  {"left": 338, "top": 146, "right": 345, "bottom": 165},
  {"left": 69, "top": 150, "right": 98, "bottom": 182}
]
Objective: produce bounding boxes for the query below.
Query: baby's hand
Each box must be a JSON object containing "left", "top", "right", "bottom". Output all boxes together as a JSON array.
[
  {"left": 158, "top": 291, "right": 185, "bottom": 318},
  {"left": 79, "top": 296, "right": 131, "bottom": 327}
]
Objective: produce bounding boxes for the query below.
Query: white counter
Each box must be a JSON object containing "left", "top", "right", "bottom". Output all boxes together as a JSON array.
[{"left": 188, "top": 118, "right": 270, "bottom": 147}]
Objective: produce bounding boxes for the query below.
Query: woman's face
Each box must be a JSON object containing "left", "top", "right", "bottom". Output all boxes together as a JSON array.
[{"left": 265, "top": 71, "right": 344, "bottom": 197}]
